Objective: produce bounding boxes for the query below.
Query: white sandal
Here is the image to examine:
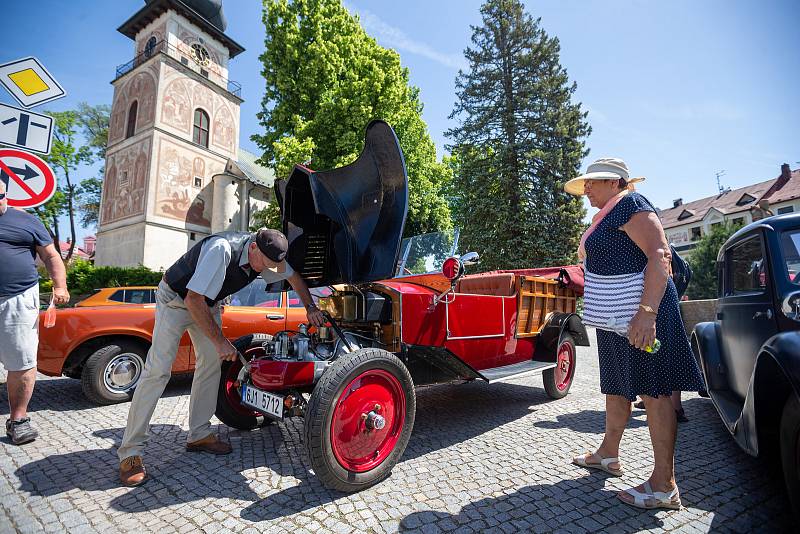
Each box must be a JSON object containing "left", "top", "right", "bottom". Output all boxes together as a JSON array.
[
  {"left": 618, "top": 481, "right": 682, "bottom": 510},
  {"left": 572, "top": 452, "right": 623, "bottom": 476}
]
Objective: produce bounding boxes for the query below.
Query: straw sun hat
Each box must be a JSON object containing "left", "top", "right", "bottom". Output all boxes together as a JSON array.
[{"left": 564, "top": 157, "right": 645, "bottom": 196}]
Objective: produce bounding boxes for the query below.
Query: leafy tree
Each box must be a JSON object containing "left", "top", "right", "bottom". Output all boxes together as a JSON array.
[
  {"left": 686, "top": 222, "right": 742, "bottom": 299},
  {"left": 38, "top": 111, "right": 93, "bottom": 260},
  {"left": 76, "top": 103, "right": 110, "bottom": 228},
  {"left": 249, "top": 202, "right": 282, "bottom": 231},
  {"left": 447, "top": 0, "right": 590, "bottom": 270},
  {"left": 76, "top": 176, "right": 102, "bottom": 228},
  {"left": 253, "top": 0, "right": 452, "bottom": 237},
  {"left": 32, "top": 104, "right": 109, "bottom": 248}
]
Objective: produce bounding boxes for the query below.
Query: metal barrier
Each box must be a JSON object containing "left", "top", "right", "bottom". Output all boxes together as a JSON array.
[{"left": 114, "top": 39, "right": 242, "bottom": 98}]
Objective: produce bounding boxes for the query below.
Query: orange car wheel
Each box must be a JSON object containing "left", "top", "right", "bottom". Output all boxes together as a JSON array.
[{"left": 80, "top": 341, "right": 147, "bottom": 405}]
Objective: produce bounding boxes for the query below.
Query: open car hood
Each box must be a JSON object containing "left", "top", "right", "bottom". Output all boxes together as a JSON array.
[{"left": 274, "top": 120, "right": 408, "bottom": 287}]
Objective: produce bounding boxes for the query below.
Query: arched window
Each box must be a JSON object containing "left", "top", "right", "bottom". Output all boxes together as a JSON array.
[
  {"left": 144, "top": 36, "right": 157, "bottom": 58},
  {"left": 192, "top": 108, "right": 209, "bottom": 147},
  {"left": 125, "top": 101, "right": 138, "bottom": 139}
]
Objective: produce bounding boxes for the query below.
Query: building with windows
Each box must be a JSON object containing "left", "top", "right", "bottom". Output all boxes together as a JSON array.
[
  {"left": 659, "top": 163, "right": 799, "bottom": 257},
  {"left": 94, "top": 0, "right": 274, "bottom": 270}
]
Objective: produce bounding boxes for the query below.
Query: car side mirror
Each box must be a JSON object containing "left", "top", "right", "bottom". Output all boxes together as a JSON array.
[
  {"left": 782, "top": 291, "right": 800, "bottom": 322},
  {"left": 460, "top": 252, "right": 480, "bottom": 266}
]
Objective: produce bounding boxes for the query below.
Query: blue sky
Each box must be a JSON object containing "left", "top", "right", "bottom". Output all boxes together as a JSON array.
[{"left": 3, "top": 0, "right": 799, "bottom": 244}]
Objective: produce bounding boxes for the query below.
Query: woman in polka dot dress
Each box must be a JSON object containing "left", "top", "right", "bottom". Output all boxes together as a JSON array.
[{"left": 564, "top": 158, "right": 705, "bottom": 510}]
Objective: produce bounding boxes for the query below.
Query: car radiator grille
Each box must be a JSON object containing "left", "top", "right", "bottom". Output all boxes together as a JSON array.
[{"left": 302, "top": 234, "right": 327, "bottom": 281}]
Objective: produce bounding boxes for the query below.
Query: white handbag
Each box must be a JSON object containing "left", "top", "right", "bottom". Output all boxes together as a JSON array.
[{"left": 582, "top": 269, "right": 645, "bottom": 334}]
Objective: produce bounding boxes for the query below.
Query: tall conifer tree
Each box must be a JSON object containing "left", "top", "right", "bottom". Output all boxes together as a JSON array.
[
  {"left": 447, "top": 0, "right": 590, "bottom": 269},
  {"left": 254, "top": 0, "right": 452, "bottom": 237}
]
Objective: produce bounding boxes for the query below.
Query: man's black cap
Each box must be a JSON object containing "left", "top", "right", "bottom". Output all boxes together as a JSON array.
[{"left": 255, "top": 229, "right": 288, "bottom": 262}]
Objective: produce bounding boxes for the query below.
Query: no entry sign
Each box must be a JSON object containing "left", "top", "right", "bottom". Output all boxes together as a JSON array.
[{"left": 0, "top": 148, "right": 56, "bottom": 208}]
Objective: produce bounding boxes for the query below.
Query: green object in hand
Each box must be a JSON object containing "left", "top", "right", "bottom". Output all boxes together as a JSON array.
[{"left": 644, "top": 338, "right": 661, "bottom": 353}]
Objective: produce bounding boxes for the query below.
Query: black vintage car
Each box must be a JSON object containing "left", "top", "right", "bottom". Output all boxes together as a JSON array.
[{"left": 691, "top": 213, "right": 800, "bottom": 514}]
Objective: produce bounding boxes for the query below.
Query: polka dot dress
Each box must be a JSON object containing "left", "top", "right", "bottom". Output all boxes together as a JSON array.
[{"left": 584, "top": 192, "right": 706, "bottom": 401}]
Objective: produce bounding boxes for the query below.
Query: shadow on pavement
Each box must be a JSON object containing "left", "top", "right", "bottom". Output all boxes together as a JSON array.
[
  {"left": 532, "top": 408, "right": 648, "bottom": 433},
  {"left": 13, "top": 425, "right": 262, "bottom": 510},
  {"left": 398, "top": 473, "right": 672, "bottom": 533},
  {"left": 239, "top": 380, "right": 558, "bottom": 521},
  {"left": 0, "top": 374, "right": 194, "bottom": 416}
]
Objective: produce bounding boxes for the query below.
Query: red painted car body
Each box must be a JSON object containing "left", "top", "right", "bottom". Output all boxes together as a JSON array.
[{"left": 36, "top": 282, "right": 327, "bottom": 405}]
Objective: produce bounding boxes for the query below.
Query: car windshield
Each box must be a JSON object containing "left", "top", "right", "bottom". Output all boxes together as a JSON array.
[
  {"left": 227, "top": 278, "right": 332, "bottom": 307},
  {"left": 781, "top": 229, "right": 800, "bottom": 285},
  {"left": 395, "top": 229, "right": 460, "bottom": 276}
]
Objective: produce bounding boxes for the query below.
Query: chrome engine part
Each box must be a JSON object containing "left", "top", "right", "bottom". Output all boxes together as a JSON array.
[{"left": 258, "top": 324, "right": 371, "bottom": 363}]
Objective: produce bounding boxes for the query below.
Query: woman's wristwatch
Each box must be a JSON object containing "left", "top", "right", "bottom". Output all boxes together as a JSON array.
[{"left": 639, "top": 303, "right": 657, "bottom": 315}]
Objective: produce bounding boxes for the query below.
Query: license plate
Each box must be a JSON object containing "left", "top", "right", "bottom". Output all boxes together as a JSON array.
[{"left": 241, "top": 383, "right": 284, "bottom": 420}]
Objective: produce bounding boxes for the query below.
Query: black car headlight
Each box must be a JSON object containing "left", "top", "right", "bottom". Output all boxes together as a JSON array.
[{"left": 782, "top": 291, "right": 800, "bottom": 322}]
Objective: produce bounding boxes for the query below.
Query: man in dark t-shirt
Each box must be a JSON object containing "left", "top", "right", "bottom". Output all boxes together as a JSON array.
[{"left": 0, "top": 180, "right": 69, "bottom": 445}]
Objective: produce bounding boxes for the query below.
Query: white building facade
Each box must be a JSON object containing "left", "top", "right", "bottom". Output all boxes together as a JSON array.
[{"left": 660, "top": 164, "right": 799, "bottom": 258}]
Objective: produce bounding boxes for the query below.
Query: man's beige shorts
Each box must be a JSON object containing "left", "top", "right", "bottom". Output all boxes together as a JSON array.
[{"left": 0, "top": 284, "right": 40, "bottom": 372}]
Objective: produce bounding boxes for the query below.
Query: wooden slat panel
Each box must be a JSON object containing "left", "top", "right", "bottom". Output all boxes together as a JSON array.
[{"left": 515, "top": 274, "right": 578, "bottom": 338}]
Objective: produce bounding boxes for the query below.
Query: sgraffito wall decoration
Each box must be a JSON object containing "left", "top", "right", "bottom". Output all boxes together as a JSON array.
[
  {"left": 108, "top": 67, "right": 158, "bottom": 145},
  {"left": 154, "top": 137, "right": 224, "bottom": 228},
  {"left": 100, "top": 138, "right": 151, "bottom": 225}
]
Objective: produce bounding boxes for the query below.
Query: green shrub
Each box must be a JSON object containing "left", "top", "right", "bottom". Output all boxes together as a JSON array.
[{"left": 40, "top": 259, "right": 163, "bottom": 295}]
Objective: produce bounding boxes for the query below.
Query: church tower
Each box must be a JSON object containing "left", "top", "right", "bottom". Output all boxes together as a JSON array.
[{"left": 95, "top": 0, "right": 269, "bottom": 270}]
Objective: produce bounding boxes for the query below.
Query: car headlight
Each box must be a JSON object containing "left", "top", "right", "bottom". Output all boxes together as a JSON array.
[{"left": 782, "top": 291, "right": 800, "bottom": 322}]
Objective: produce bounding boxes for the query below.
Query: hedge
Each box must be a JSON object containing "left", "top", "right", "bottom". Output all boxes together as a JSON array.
[{"left": 39, "top": 259, "right": 163, "bottom": 295}]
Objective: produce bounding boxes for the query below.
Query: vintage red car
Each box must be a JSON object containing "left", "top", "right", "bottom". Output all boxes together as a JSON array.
[
  {"left": 215, "top": 120, "right": 589, "bottom": 492},
  {"left": 37, "top": 282, "right": 326, "bottom": 405}
]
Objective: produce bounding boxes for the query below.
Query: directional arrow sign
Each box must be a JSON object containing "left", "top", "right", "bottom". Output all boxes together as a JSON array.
[
  {"left": 0, "top": 148, "right": 56, "bottom": 208},
  {"left": 0, "top": 103, "right": 53, "bottom": 154}
]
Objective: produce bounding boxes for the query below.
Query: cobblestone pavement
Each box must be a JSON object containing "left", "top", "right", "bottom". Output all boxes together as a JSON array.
[{"left": 1, "top": 329, "right": 795, "bottom": 533}]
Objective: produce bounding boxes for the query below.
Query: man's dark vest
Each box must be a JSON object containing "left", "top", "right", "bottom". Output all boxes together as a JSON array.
[{"left": 164, "top": 232, "right": 259, "bottom": 306}]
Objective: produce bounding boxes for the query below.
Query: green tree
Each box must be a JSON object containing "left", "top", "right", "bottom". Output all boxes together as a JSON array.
[
  {"left": 32, "top": 104, "right": 109, "bottom": 247},
  {"left": 38, "top": 111, "right": 93, "bottom": 260},
  {"left": 76, "top": 103, "right": 110, "bottom": 228},
  {"left": 249, "top": 202, "right": 282, "bottom": 231},
  {"left": 447, "top": 0, "right": 590, "bottom": 270},
  {"left": 253, "top": 0, "right": 452, "bottom": 237},
  {"left": 686, "top": 222, "right": 742, "bottom": 299}
]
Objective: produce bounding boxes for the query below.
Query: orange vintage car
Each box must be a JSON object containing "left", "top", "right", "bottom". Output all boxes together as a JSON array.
[
  {"left": 37, "top": 280, "right": 329, "bottom": 405},
  {"left": 74, "top": 286, "right": 158, "bottom": 306}
]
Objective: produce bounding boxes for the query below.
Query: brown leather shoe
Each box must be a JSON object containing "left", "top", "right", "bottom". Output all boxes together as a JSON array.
[
  {"left": 186, "top": 434, "right": 232, "bottom": 455},
  {"left": 120, "top": 456, "right": 147, "bottom": 487}
]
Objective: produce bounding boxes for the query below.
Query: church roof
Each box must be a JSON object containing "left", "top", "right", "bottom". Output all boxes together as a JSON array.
[
  {"left": 119, "top": 0, "right": 244, "bottom": 58},
  {"left": 221, "top": 149, "right": 275, "bottom": 188}
]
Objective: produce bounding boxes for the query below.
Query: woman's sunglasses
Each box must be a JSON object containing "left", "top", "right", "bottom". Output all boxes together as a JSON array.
[{"left": 0, "top": 192, "right": 6, "bottom": 200}]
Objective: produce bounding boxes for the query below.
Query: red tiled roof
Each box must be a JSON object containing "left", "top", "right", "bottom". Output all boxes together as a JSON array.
[
  {"left": 58, "top": 242, "right": 91, "bottom": 260},
  {"left": 764, "top": 169, "right": 800, "bottom": 204},
  {"left": 659, "top": 178, "right": 776, "bottom": 228}
]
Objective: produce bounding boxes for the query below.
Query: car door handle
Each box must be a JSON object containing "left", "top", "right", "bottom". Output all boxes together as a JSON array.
[
  {"left": 753, "top": 309, "right": 773, "bottom": 320},
  {"left": 267, "top": 314, "right": 285, "bottom": 320}
]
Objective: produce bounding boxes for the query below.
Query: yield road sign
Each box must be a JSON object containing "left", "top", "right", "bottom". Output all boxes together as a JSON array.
[
  {"left": 0, "top": 57, "right": 66, "bottom": 108},
  {"left": 0, "top": 103, "right": 53, "bottom": 154},
  {"left": 0, "top": 148, "right": 56, "bottom": 208}
]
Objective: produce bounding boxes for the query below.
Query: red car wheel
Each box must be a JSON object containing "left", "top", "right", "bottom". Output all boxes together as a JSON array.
[
  {"left": 215, "top": 335, "right": 270, "bottom": 430},
  {"left": 543, "top": 333, "right": 576, "bottom": 399},
  {"left": 330, "top": 369, "right": 406, "bottom": 473},
  {"left": 305, "top": 348, "right": 415, "bottom": 492}
]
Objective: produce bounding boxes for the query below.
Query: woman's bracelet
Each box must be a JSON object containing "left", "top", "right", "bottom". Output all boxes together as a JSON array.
[{"left": 638, "top": 303, "right": 657, "bottom": 315}]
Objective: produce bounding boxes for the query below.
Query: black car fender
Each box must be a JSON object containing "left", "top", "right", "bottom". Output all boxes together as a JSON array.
[
  {"left": 534, "top": 312, "right": 590, "bottom": 362},
  {"left": 738, "top": 332, "right": 800, "bottom": 457},
  {"left": 691, "top": 321, "right": 726, "bottom": 391}
]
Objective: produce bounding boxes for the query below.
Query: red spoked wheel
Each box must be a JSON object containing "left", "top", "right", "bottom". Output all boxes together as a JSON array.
[
  {"left": 305, "top": 348, "right": 415, "bottom": 492},
  {"left": 543, "top": 333, "right": 576, "bottom": 399},
  {"left": 215, "top": 335, "right": 271, "bottom": 430},
  {"left": 330, "top": 369, "right": 406, "bottom": 473}
]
